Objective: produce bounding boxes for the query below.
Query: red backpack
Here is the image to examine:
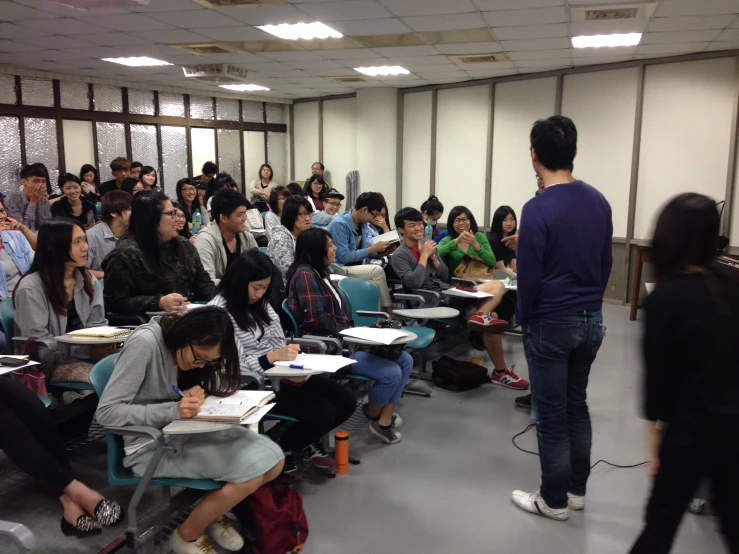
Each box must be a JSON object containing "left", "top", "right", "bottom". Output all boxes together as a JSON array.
[{"left": 247, "top": 482, "right": 309, "bottom": 554}]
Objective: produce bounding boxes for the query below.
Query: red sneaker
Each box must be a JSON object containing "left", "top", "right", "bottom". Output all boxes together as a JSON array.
[
  {"left": 466, "top": 312, "right": 509, "bottom": 334},
  {"left": 491, "top": 366, "right": 529, "bottom": 390},
  {"left": 302, "top": 441, "right": 336, "bottom": 470}
]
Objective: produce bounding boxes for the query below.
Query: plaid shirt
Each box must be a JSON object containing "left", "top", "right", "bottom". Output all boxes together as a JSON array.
[{"left": 287, "top": 265, "right": 349, "bottom": 340}]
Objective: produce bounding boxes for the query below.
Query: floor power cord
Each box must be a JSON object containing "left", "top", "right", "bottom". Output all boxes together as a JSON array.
[{"left": 512, "top": 424, "right": 649, "bottom": 470}]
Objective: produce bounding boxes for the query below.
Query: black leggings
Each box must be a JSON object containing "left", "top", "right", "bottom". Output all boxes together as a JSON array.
[
  {"left": 629, "top": 437, "right": 739, "bottom": 554},
  {"left": 273, "top": 376, "right": 356, "bottom": 453},
  {"left": 0, "top": 378, "right": 75, "bottom": 495}
]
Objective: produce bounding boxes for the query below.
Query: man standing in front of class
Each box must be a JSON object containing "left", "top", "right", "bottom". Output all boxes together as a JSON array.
[{"left": 511, "top": 116, "right": 613, "bottom": 521}]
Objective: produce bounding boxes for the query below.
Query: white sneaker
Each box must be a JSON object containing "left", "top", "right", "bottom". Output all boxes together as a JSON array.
[
  {"left": 206, "top": 515, "right": 244, "bottom": 551},
  {"left": 567, "top": 492, "right": 585, "bottom": 511},
  {"left": 169, "top": 529, "right": 215, "bottom": 554},
  {"left": 511, "top": 490, "right": 569, "bottom": 521}
]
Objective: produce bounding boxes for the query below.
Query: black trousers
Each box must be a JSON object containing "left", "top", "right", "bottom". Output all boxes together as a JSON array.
[
  {"left": 272, "top": 376, "right": 356, "bottom": 453},
  {"left": 630, "top": 437, "right": 739, "bottom": 554},
  {"left": 0, "top": 378, "right": 75, "bottom": 494}
]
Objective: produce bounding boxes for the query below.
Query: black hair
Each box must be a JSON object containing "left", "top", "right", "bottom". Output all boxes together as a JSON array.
[
  {"left": 268, "top": 185, "right": 290, "bottom": 213},
  {"left": 110, "top": 157, "right": 130, "bottom": 172},
  {"left": 258, "top": 163, "right": 273, "bottom": 181},
  {"left": 311, "top": 162, "right": 325, "bottom": 171},
  {"left": 302, "top": 175, "right": 327, "bottom": 199},
  {"left": 652, "top": 193, "right": 720, "bottom": 282},
  {"left": 490, "top": 205, "right": 517, "bottom": 239},
  {"left": 530, "top": 115, "right": 578, "bottom": 172},
  {"left": 394, "top": 207, "right": 423, "bottom": 231},
  {"left": 131, "top": 161, "right": 143, "bottom": 171},
  {"left": 101, "top": 190, "right": 132, "bottom": 225},
  {"left": 20, "top": 164, "right": 47, "bottom": 181},
  {"left": 202, "top": 161, "right": 218, "bottom": 176},
  {"left": 286, "top": 227, "right": 332, "bottom": 283},
  {"left": 211, "top": 188, "right": 249, "bottom": 225},
  {"left": 121, "top": 177, "right": 142, "bottom": 196},
  {"left": 286, "top": 182, "right": 303, "bottom": 196},
  {"left": 79, "top": 164, "right": 100, "bottom": 188},
  {"left": 446, "top": 205, "right": 478, "bottom": 239},
  {"left": 355, "top": 192, "right": 383, "bottom": 212},
  {"left": 58, "top": 173, "right": 81, "bottom": 190},
  {"left": 215, "top": 250, "right": 274, "bottom": 333},
  {"left": 159, "top": 307, "right": 241, "bottom": 397},
  {"left": 176, "top": 177, "right": 202, "bottom": 222},
  {"left": 206, "top": 172, "right": 239, "bottom": 203},
  {"left": 420, "top": 195, "right": 444, "bottom": 218},
  {"left": 172, "top": 201, "right": 192, "bottom": 239},
  {"left": 140, "top": 166, "right": 158, "bottom": 187},
  {"left": 281, "top": 195, "right": 313, "bottom": 232},
  {"left": 375, "top": 192, "right": 392, "bottom": 231}
]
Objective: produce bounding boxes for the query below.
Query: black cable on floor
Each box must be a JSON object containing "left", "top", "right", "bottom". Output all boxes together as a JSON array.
[{"left": 512, "top": 423, "right": 648, "bottom": 470}]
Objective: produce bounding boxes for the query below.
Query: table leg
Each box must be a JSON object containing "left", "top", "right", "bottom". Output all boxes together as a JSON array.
[{"left": 630, "top": 249, "right": 644, "bottom": 321}]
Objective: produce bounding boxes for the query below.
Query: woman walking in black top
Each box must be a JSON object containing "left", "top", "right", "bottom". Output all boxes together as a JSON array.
[{"left": 629, "top": 193, "right": 739, "bottom": 554}]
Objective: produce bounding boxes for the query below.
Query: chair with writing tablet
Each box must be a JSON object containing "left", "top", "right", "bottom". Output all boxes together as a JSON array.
[{"left": 0, "top": 521, "right": 36, "bottom": 552}]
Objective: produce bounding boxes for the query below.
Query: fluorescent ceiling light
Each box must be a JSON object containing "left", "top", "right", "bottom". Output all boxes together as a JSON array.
[
  {"left": 257, "top": 22, "right": 342, "bottom": 40},
  {"left": 354, "top": 66, "right": 410, "bottom": 77},
  {"left": 572, "top": 33, "right": 642, "bottom": 48},
  {"left": 219, "top": 84, "right": 270, "bottom": 92},
  {"left": 102, "top": 56, "right": 172, "bottom": 67}
]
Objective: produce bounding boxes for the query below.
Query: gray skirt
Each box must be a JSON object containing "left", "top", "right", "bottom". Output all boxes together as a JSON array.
[{"left": 125, "top": 426, "right": 284, "bottom": 483}]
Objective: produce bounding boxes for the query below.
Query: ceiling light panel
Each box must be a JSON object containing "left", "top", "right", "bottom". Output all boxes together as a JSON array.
[
  {"left": 102, "top": 56, "right": 173, "bottom": 67},
  {"left": 354, "top": 65, "right": 410, "bottom": 76},
  {"left": 219, "top": 84, "right": 270, "bottom": 91},
  {"left": 572, "top": 33, "right": 642, "bottom": 48},
  {"left": 257, "top": 22, "right": 342, "bottom": 40}
]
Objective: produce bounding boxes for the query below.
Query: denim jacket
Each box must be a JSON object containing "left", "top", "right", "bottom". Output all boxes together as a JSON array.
[
  {"left": 327, "top": 210, "right": 376, "bottom": 266},
  {"left": 0, "top": 230, "right": 34, "bottom": 298}
]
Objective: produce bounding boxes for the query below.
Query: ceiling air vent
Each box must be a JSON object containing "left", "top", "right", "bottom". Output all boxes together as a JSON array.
[
  {"left": 179, "top": 44, "right": 234, "bottom": 55},
  {"left": 570, "top": 3, "right": 657, "bottom": 22},
  {"left": 328, "top": 76, "right": 368, "bottom": 83},
  {"left": 182, "top": 64, "right": 250, "bottom": 84},
  {"left": 449, "top": 52, "right": 508, "bottom": 64},
  {"left": 586, "top": 7, "right": 638, "bottom": 20}
]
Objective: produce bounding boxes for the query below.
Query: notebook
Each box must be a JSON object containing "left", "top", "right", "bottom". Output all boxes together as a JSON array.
[
  {"left": 191, "top": 390, "right": 276, "bottom": 423},
  {"left": 163, "top": 403, "right": 276, "bottom": 434},
  {"left": 339, "top": 327, "right": 407, "bottom": 345},
  {"left": 372, "top": 230, "right": 400, "bottom": 245},
  {"left": 272, "top": 353, "right": 356, "bottom": 373},
  {"left": 444, "top": 287, "right": 494, "bottom": 299},
  {"left": 68, "top": 326, "right": 130, "bottom": 338}
]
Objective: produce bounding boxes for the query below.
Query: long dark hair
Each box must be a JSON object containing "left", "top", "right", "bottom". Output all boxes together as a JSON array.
[
  {"left": 420, "top": 195, "right": 444, "bottom": 218},
  {"left": 446, "top": 206, "right": 479, "bottom": 239},
  {"left": 490, "top": 205, "right": 517, "bottom": 240},
  {"left": 176, "top": 178, "right": 201, "bottom": 222},
  {"left": 14, "top": 219, "right": 94, "bottom": 315},
  {"left": 159, "top": 307, "right": 241, "bottom": 397},
  {"left": 653, "top": 193, "right": 720, "bottom": 282},
  {"left": 140, "top": 166, "right": 158, "bottom": 188},
  {"left": 281, "top": 195, "right": 313, "bottom": 232},
  {"left": 172, "top": 201, "right": 192, "bottom": 239},
  {"left": 375, "top": 192, "right": 392, "bottom": 231},
  {"left": 286, "top": 227, "right": 332, "bottom": 283},
  {"left": 79, "top": 164, "right": 100, "bottom": 189},
  {"left": 268, "top": 185, "right": 290, "bottom": 214},
  {"left": 216, "top": 251, "right": 274, "bottom": 332}
]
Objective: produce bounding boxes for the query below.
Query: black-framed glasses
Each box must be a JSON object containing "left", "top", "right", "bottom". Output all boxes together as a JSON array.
[
  {"left": 297, "top": 211, "right": 313, "bottom": 219},
  {"left": 189, "top": 343, "right": 221, "bottom": 367},
  {"left": 454, "top": 217, "right": 470, "bottom": 224},
  {"left": 161, "top": 209, "right": 177, "bottom": 219}
]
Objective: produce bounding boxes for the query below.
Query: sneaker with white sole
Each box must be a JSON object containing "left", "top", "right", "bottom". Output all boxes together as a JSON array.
[
  {"left": 362, "top": 404, "right": 403, "bottom": 429},
  {"left": 206, "top": 516, "right": 244, "bottom": 552},
  {"left": 491, "top": 366, "right": 530, "bottom": 390},
  {"left": 169, "top": 529, "right": 216, "bottom": 554},
  {"left": 511, "top": 490, "right": 569, "bottom": 521},
  {"left": 302, "top": 441, "right": 335, "bottom": 470},
  {"left": 368, "top": 420, "right": 402, "bottom": 444},
  {"left": 467, "top": 312, "right": 509, "bottom": 334},
  {"left": 567, "top": 492, "right": 585, "bottom": 511}
]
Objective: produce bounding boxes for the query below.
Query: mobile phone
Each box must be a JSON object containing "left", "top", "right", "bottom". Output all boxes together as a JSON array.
[{"left": 0, "top": 357, "right": 28, "bottom": 367}]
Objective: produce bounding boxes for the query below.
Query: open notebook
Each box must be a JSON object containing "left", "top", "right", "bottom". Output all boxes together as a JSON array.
[
  {"left": 68, "top": 326, "right": 131, "bottom": 338},
  {"left": 190, "top": 390, "right": 276, "bottom": 423},
  {"left": 372, "top": 230, "right": 400, "bottom": 245}
]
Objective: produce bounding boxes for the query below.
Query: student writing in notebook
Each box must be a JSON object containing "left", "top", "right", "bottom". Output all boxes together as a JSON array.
[
  {"left": 210, "top": 249, "right": 354, "bottom": 474},
  {"left": 96, "top": 307, "right": 284, "bottom": 554}
]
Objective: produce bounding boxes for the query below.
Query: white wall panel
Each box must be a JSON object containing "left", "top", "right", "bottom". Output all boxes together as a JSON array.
[
  {"left": 402, "top": 91, "right": 433, "bottom": 215},
  {"left": 243, "top": 131, "right": 266, "bottom": 195},
  {"left": 636, "top": 57, "right": 737, "bottom": 240},
  {"left": 491, "top": 77, "right": 557, "bottom": 226},
  {"left": 436, "top": 85, "right": 491, "bottom": 225},
  {"left": 322, "top": 97, "right": 357, "bottom": 194},
  {"left": 293, "top": 101, "right": 319, "bottom": 182},
  {"left": 62, "top": 120, "right": 94, "bottom": 177},
  {"left": 562, "top": 68, "right": 639, "bottom": 238},
  {"left": 190, "top": 127, "right": 216, "bottom": 179}
]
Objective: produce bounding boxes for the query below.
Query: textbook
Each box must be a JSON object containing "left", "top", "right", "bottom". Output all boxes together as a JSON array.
[
  {"left": 372, "top": 230, "right": 400, "bottom": 245},
  {"left": 68, "top": 326, "right": 131, "bottom": 338},
  {"left": 192, "top": 390, "right": 276, "bottom": 423}
]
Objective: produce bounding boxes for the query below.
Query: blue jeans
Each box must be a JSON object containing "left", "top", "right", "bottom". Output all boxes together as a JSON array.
[
  {"left": 350, "top": 351, "right": 414, "bottom": 406},
  {"left": 522, "top": 310, "right": 606, "bottom": 509}
]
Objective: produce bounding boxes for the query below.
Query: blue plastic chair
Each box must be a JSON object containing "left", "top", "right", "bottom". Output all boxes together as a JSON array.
[{"left": 95, "top": 201, "right": 102, "bottom": 218}]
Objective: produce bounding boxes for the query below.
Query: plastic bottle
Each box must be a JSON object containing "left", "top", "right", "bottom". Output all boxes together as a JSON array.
[
  {"left": 191, "top": 209, "right": 202, "bottom": 236},
  {"left": 86, "top": 210, "right": 95, "bottom": 228},
  {"left": 424, "top": 223, "right": 433, "bottom": 241},
  {"left": 334, "top": 431, "right": 349, "bottom": 475}
]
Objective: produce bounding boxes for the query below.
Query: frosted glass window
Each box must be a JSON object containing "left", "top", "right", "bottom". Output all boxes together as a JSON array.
[
  {"left": 21, "top": 78, "right": 53, "bottom": 107},
  {"left": 267, "top": 103, "right": 287, "bottom": 124},
  {"left": 130, "top": 124, "right": 159, "bottom": 172},
  {"left": 190, "top": 96, "right": 214, "bottom": 120},
  {"left": 24, "top": 118, "right": 59, "bottom": 186},
  {"left": 0, "top": 117, "right": 22, "bottom": 196},
  {"left": 293, "top": 102, "right": 319, "bottom": 180},
  {"left": 217, "top": 98, "right": 239, "bottom": 121},
  {"left": 267, "top": 132, "right": 287, "bottom": 185},
  {"left": 322, "top": 98, "right": 356, "bottom": 189},
  {"left": 159, "top": 93, "right": 185, "bottom": 117},
  {"left": 60, "top": 81, "right": 89, "bottom": 110},
  {"left": 94, "top": 85, "right": 123, "bottom": 113},
  {"left": 96, "top": 122, "right": 126, "bottom": 182},
  {"left": 218, "top": 129, "right": 242, "bottom": 186},
  {"left": 191, "top": 128, "right": 216, "bottom": 183},
  {"left": 0, "top": 75, "right": 17, "bottom": 105},
  {"left": 161, "top": 126, "right": 188, "bottom": 197},
  {"left": 402, "top": 91, "right": 432, "bottom": 211},
  {"left": 128, "top": 88, "right": 155, "bottom": 115},
  {"left": 243, "top": 101, "right": 264, "bottom": 123}
]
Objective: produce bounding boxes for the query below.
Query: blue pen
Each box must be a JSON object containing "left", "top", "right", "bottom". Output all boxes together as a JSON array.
[
  {"left": 289, "top": 364, "right": 305, "bottom": 369},
  {"left": 171, "top": 385, "right": 185, "bottom": 398}
]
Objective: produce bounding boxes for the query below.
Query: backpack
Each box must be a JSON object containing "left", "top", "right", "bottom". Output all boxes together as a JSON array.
[
  {"left": 245, "top": 482, "right": 309, "bottom": 554},
  {"left": 432, "top": 355, "right": 490, "bottom": 392}
]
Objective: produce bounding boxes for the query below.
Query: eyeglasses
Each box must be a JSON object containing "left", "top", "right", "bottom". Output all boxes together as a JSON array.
[
  {"left": 454, "top": 217, "right": 470, "bottom": 224},
  {"left": 161, "top": 209, "right": 177, "bottom": 219},
  {"left": 189, "top": 343, "right": 221, "bottom": 367},
  {"left": 325, "top": 201, "right": 342, "bottom": 207},
  {"left": 297, "top": 212, "right": 313, "bottom": 219},
  {"left": 0, "top": 209, "right": 6, "bottom": 214},
  {"left": 181, "top": 186, "right": 197, "bottom": 193}
]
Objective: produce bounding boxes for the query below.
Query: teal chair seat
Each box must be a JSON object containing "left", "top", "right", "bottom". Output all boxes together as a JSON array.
[{"left": 0, "top": 298, "right": 14, "bottom": 355}]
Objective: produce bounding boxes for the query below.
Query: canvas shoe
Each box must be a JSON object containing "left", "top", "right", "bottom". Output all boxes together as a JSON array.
[
  {"left": 169, "top": 529, "right": 216, "bottom": 554},
  {"left": 206, "top": 516, "right": 244, "bottom": 551},
  {"left": 362, "top": 403, "right": 403, "bottom": 429},
  {"left": 491, "top": 366, "right": 530, "bottom": 390},
  {"left": 302, "top": 441, "right": 336, "bottom": 470},
  {"left": 567, "top": 493, "right": 585, "bottom": 511},
  {"left": 466, "top": 312, "right": 509, "bottom": 334},
  {"left": 368, "top": 420, "right": 403, "bottom": 444},
  {"left": 511, "top": 490, "right": 569, "bottom": 521}
]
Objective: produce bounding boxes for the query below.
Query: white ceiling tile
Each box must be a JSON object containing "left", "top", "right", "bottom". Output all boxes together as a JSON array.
[
  {"left": 228, "top": 61, "right": 292, "bottom": 70},
  {"left": 508, "top": 48, "right": 570, "bottom": 60},
  {"left": 126, "top": 29, "right": 212, "bottom": 44},
  {"left": 435, "top": 41, "right": 503, "bottom": 54},
  {"left": 62, "top": 46, "right": 129, "bottom": 59},
  {"left": 572, "top": 55, "right": 634, "bottom": 66},
  {"left": 650, "top": 15, "right": 736, "bottom": 32},
  {"left": 14, "top": 0, "right": 127, "bottom": 16},
  {"left": 198, "top": 52, "right": 271, "bottom": 64},
  {"left": 402, "top": 13, "right": 487, "bottom": 32},
  {"left": 657, "top": 0, "right": 739, "bottom": 17},
  {"left": 501, "top": 37, "right": 570, "bottom": 51},
  {"left": 336, "top": 57, "right": 390, "bottom": 67},
  {"left": 296, "top": 0, "right": 393, "bottom": 21},
  {"left": 22, "top": 49, "right": 93, "bottom": 61},
  {"left": 288, "top": 77, "right": 334, "bottom": 84},
  {"left": 221, "top": 5, "right": 319, "bottom": 25},
  {"left": 14, "top": 36, "right": 99, "bottom": 49},
  {"left": 378, "top": 0, "right": 477, "bottom": 17},
  {"left": 453, "top": 61, "right": 514, "bottom": 70},
  {"left": 0, "top": 22, "right": 32, "bottom": 39},
  {"left": 371, "top": 45, "right": 439, "bottom": 57},
  {"left": 389, "top": 55, "right": 453, "bottom": 65},
  {"left": 261, "top": 50, "right": 326, "bottom": 61},
  {"left": 402, "top": 63, "right": 463, "bottom": 72},
  {"left": 189, "top": 26, "right": 274, "bottom": 42},
  {"left": 521, "top": 65, "right": 568, "bottom": 74},
  {"left": 318, "top": 48, "right": 382, "bottom": 59},
  {"left": 570, "top": 19, "right": 648, "bottom": 36},
  {"left": 148, "top": 9, "right": 244, "bottom": 29},
  {"left": 473, "top": 0, "right": 566, "bottom": 10},
  {"left": 82, "top": 32, "right": 155, "bottom": 46},
  {"left": 284, "top": 59, "right": 345, "bottom": 69},
  {"left": 642, "top": 30, "right": 722, "bottom": 43},
  {"left": 483, "top": 7, "right": 566, "bottom": 27},
  {"left": 716, "top": 28, "right": 739, "bottom": 40},
  {"left": 515, "top": 58, "right": 570, "bottom": 68},
  {"left": 327, "top": 18, "right": 411, "bottom": 35},
  {"left": 571, "top": 45, "right": 637, "bottom": 57},
  {"left": 343, "top": 80, "right": 389, "bottom": 87},
  {"left": 13, "top": 17, "right": 111, "bottom": 35},
  {"left": 0, "top": 39, "right": 45, "bottom": 52},
  {"left": 0, "top": 2, "right": 64, "bottom": 21},
  {"left": 319, "top": 67, "right": 368, "bottom": 76},
  {"left": 130, "top": 0, "right": 204, "bottom": 11},
  {"left": 493, "top": 23, "right": 568, "bottom": 41},
  {"left": 253, "top": 69, "right": 311, "bottom": 77},
  {"left": 74, "top": 14, "right": 175, "bottom": 32},
  {"left": 705, "top": 39, "right": 739, "bottom": 50},
  {"left": 636, "top": 43, "right": 709, "bottom": 55},
  {"left": 465, "top": 68, "right": 518, "bottom": 77},
  {"left": 415, "top": 70, "right": 468, "bottom": 79}
]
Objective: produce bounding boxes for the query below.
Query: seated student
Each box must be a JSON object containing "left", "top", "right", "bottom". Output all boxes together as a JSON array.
[
  {"left": 287, "top": 228, "right": 412, "bottom": 444},
  {"left": 102, "top": 191, "right": 214, "bottom": 317},
  {"left": 267, "top": 195, "right": 313, "bottom": 277},
  {"left": 195, "top": 189, "right": 258, "bottom": 286},
  {"left": 489, "top": 206, "right": 518, "bottom": 274},
  {"left": 0, "top": 378, "right": 123, "bottom": 537},
  {"left": 120, "top": 177, "right": 144, "bottom": 196},
  {"left": 5, "top": 164, "right": 52, "bottom": 231},
  {"left": 311, "top": 188, "right": 344, "bottom": 230},
  {"left": 96, "top": 308, "right": 284, "bottom": 554},
  {"left": 173, "top": 201, "right": 195, "bottom": 244},
  {"left": 421, "top": 195, "right": 444, "bottom": 241},
  {"left": 264, "top": 185, "right": 291, "bottom": 239},
  {"left": 286, "top": 181, "right": 303, "bottom": 197},
  {"left": 177, "top": 178, "right": 210, "bottom": 229},
  {"left": 392, "top": 208, "right": 528, "bottom": 390},
  {"left": 85, "top": 190, "right": 132, "bottom": 279},
  {"left": 197, "top": 161, "right": 218, "bottom": 187},
  {"left": 302, "top": 175, "right": 328, "bottom": 212},
  {"left": 438, "top": 206, "right": 498, "bottom": 276},
  {"left": 196, "top": 182, "right": 207, "bottom": 206},
  {"left": 129, "top": 161, "right": 143, "bottom": 179},
  {"left": 205, "top": 172, "right": 240, "bottom": 212},
  {"left": 210, "top": 250, "right": 355, "bottom": 472},
  {"left": 139, "top": 166, "right": 158, "bottom": 190},
  {"left": 79, "top": 163, "right": 101, "bottom": 203},
  {"left": 14, "top": 219, "right": 117, "bottom": 384},
  {"left": 0, "top": 196, "right": 35, "bottom": 302},
  {"left": 304, "top": 162, "right": 330, "bottom": 190},
  {"left": 51, "top": 173, "right": 97, "bottom": 227},
  {"left": 98, "top": 157, "right": 131, "bottom": 197},
  {"left": 248, "top": 163, "right": 278, "bottom": 205},
  {"left": 327, "top": 192, "right": 394, "bottom": 315}
]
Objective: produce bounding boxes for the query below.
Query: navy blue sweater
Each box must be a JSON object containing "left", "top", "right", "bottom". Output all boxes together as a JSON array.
[{"left": 517, "top": 181, "right": 613, "bottom": 325}]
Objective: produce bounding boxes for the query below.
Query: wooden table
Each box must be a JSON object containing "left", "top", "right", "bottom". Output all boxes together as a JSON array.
[{"left": 630, "top": 245, "right": 653, "bottom": 321}]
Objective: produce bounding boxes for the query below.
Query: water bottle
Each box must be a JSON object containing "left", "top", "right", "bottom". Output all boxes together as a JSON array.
[
  {"left": 424, "top": 223, "right": 433, "bottom": 241},
  {"left": 334, "top": 431, "right": 349, "bottom": 474},
  {"left": 191, "top": 209, "right": 202, "bottom": 236},
  {"left": 86, "top": 210, "right": 95, "bottom": 228}
]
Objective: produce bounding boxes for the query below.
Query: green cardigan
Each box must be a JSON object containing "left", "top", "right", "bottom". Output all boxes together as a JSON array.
[{"left": 438, "top": 232, "right": 497, "bottom": 274}]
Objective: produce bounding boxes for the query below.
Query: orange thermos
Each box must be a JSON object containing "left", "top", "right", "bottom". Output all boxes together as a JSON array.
[{"left": 335, "top": 431, "right": 349, "bottom": 474}]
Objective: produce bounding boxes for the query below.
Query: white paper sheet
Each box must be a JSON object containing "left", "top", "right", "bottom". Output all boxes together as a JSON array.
[
  {"left": 372, "top": 230, "right": 400, "bottom": 245},
  {"left": 272, "top": 353, "right": 356, "bottom": 373},
  {"left": 0, "top": 360, "right": 42, "bottom": 376},
  {"left": 445, "top": 287, "right": 494, "bottom": 298},
  {"left": 340, "top": 327, "right": 407, "bottom": 345}
]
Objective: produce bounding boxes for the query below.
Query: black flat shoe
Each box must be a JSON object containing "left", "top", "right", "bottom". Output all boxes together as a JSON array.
[
  {"left": 60, "top": 515, "right": 101, "bottom": 538},
  {"left": 93, "top": 499, "right": 124, "bottom": 527}
]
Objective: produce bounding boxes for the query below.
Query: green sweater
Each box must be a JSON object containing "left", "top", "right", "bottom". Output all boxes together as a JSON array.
[{"left": 438, "top": 232, "right": 497, "bottom": 274}]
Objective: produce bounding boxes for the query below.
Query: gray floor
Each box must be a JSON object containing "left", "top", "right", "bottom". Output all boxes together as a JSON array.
[{"left": 0, "top": 303, "right": 727, "bottom": 553}]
